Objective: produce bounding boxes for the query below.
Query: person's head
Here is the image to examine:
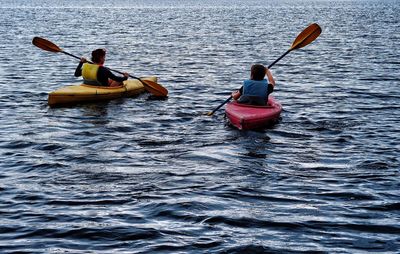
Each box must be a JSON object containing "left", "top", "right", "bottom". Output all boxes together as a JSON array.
[
  {"left": 91, "top": 48, "right": 106, "bottom": 64},
  {"left": 250, "top": 64, "right": 266, "bottom": 81}
]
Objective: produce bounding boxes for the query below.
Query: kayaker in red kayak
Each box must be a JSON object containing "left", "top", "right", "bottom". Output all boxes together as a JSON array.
[
  {"left": 74, "top": 48, "right": 129, "bottom": 87},
  {"left": 231, "top": 64, "right": 275, "bottom": 105}
]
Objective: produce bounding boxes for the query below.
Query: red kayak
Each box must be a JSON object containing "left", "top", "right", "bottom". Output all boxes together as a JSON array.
[{"left": 225, "top": 96, "right": 282, "bottom": 130}]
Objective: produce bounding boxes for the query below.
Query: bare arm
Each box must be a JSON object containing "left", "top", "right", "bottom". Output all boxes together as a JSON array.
[{"left": 266, "top": 68, "right": 275, "bottom": 87}]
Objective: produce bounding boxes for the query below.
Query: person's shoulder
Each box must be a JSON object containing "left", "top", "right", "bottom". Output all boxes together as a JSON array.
[{"left": 98, "top": 66, "right": 109, "bottom": 72}]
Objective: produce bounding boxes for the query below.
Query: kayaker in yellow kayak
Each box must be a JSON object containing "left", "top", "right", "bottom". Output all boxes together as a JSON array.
[
  {"left": 74, "top": 48, "right": 129, "bottom": 87},
  {"left": 231, "top": 64, "right": 275, "bottom": 106}
]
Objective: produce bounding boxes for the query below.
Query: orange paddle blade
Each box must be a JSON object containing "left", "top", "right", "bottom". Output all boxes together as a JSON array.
[
  {"left": 140, "top": 79, "right": 168, "bottom": 97},
  {"left": 291, "top": 23, "right": 322, "bottom": 50},
  {"left": 32, "top": 37, "right": 63, "bottom": 53}
]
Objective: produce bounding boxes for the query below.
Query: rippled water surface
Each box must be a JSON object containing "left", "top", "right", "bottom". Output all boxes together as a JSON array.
[{"left": 0, "top": 0, "right": 399, "bottom": 253}]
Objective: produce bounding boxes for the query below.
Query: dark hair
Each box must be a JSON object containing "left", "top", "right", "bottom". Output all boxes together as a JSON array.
[
  {"left": 251, "top": 64, "right": 266, "bottom": 81},
  {"left": 91, "top": 48, "right": 106, "bottom": 63}
]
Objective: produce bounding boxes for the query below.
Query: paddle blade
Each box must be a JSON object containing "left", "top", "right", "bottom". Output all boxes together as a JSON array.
[
  {"left": 32, "top": 37, "right": 62, "bottom": 53},
  {"left": 141, "top": 79, "right": 168, "bottom": 97},
  {"left": 290, "top": 23, "right": 321, "bottom": 50}
]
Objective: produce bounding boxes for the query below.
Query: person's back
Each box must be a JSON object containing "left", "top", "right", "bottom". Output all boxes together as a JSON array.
[
  {"left": 81, "top": 61, "right": 103, "bottom": 86},
  {"left": 232, "top": 64, "right": 275, "bottom": 106}
]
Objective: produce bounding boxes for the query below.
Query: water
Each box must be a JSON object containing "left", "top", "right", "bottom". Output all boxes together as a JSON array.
[{"left": 0, "top": 0, "right": 399, "bottom": 253}]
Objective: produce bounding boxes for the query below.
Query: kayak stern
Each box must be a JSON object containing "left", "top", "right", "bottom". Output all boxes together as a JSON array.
[{"left": 225, "top": 96, "right": 282, "bottom": 130}]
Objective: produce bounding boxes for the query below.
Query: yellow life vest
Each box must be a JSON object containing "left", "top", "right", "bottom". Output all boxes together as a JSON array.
[{"left": 82, "top": 63, "right": 100, "bottom": 82}]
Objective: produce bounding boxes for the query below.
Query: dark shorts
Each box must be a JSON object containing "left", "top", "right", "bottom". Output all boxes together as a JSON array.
[
  {"left": 237, "top": 95, "right": 267, "bottom": 106},
  {"left": 83, "top": 79, "right": 104, "bottom": 86}
]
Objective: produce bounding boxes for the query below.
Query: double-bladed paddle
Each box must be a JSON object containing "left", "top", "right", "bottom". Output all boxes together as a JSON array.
[
  {"left": 206, "top": 23, "right": 322, "bottom": 116},
  {"left": 32, "top": 37, "right": 168, "bottom": 97}
]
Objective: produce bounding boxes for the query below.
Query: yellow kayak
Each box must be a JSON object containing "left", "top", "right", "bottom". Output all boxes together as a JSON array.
[{"left": 48, "top": 76, "right": 157, "bottom": 106}]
